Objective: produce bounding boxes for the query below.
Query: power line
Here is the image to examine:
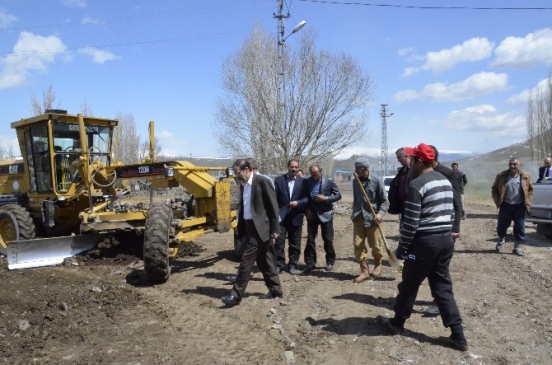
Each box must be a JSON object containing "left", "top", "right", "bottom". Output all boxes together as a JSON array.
[
  {"left": 1, "top": 32, "right": 245, "bottom": 58},
  {"left": 0, "top": 1, "right": 270, "bottom": 32},
  {"left": 300, "top": 0, "right": 552, "bottom": 10}
]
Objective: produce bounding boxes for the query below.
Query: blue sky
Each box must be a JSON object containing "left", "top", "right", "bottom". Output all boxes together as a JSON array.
[{"left": 1, "top": 0, "right": 552, "bottom": 159}]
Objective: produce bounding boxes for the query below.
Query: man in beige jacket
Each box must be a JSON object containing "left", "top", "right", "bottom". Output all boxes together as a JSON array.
[{"left": 491, "top": 157, "right": 533, "bottom": 256}]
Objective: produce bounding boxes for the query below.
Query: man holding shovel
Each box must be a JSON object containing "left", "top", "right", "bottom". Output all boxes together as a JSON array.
[{"left": 351, "top": 158, "right": 389, "bottom": 282}]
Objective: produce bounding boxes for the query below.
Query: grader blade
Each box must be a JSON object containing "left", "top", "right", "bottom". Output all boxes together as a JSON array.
[{"left": 6, "top": 234, "right": 102, "bottom": 270}]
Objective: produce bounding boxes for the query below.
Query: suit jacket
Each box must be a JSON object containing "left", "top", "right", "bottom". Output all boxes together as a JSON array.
[
  {"left": 303, "top": 175, "right": 342, "bottom": 223},
  {"left": 274, "top": 174, "right": 308, "bottom": 226},
  {"left": 537, "top": 165, "right": 550, "bottom": 183},
  {"left": 237, "top": 174, "right": 280, "bottom": 243}
]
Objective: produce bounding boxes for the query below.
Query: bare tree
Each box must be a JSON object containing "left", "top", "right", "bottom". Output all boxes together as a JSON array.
[
  {"left": 527, "top": 74, "right": 552, "bottom": 162},
  {"left": 0, "top": 144, "right": 16, "bottom": 161},
  {"left": 80, "top": 100, "right": 93, "bottom": 116},
  {"left": 214, "top": 25, "right": 373, "bottom": 173},
  {"left": 30, "top": 84, "right": 61, "bottom": 115},
  {"left": 114, "top": 112, "right": 141, "bottom": 164}
]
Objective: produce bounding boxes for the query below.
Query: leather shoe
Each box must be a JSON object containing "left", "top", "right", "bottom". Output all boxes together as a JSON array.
[
  {"left": 376, "top": 315, "right": 403, "bottom": 335},
  {"left": 221, "top": 295, "right": 241, "bottom": 306},
  {"left": 258, "top": 291, "right": 284, "bottom": 300},
  {"left": 302, "top": 265, "right": 315, "bottom": 275},
  {"left": 225, "top": 275, "right": 237, "bottom": 283},
  {"left": 326, "top": 264, "right": 333, "bottom": 272}
]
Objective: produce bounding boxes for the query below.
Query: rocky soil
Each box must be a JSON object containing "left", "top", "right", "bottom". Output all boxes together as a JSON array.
[{"left": 1, "top": 195, "right": 551, "bottom": 365}]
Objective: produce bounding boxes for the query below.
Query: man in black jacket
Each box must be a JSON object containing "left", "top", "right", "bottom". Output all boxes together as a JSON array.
[
  {"left": 388, "top": 148, "right": 411, "bottom": 219},
  {"left": 221, "top": 159, "right": 283, "bottom": 306},
  {"left": 430, "top": 146, "right": 462, "bottom": 239},
  {"left": 274, "top": 159, "right": 308, "bottom": 275},
  {"left": 302, "top": 164, "right": 342, "bottom": 274},
  {"left": 537, "top": 157, "right": 552, "bottom": 183}
]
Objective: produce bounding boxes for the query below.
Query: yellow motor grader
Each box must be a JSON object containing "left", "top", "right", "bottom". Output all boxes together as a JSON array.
[{"left": 0, "top": 110, "right": 235, "bottom": 283}]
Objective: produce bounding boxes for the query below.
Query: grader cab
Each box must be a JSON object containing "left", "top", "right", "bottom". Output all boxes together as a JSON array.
[{"left": 0, "top": 110, "right": 235, "bottom": 283}]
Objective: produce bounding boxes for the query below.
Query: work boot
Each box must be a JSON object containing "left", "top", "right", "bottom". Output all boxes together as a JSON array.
[
  {"left": 371, "top": 258, "right": 383, "bottom": 277},
  {"left": 353, "top": 260, "right": 369, "bottom": 283}
]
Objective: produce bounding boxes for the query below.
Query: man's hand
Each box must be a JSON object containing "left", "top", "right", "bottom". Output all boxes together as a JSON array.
[
  {"left": 395, "top": 248, "right": 408, "bottom": 261},
  {"left": 316, "top": 194, "right": 327, "bottom": 202},
  {"left": 374, "top": 214, "right": 382, "bottom": 224},
  {"left": 272, "top": 232, "right": 280, "bottom": 239},
  {"left": 451, "top": 232, "right": 460, "bottom": 239},
  {"left": 289, "top": 201, "right": 298, "bottom": 209}
]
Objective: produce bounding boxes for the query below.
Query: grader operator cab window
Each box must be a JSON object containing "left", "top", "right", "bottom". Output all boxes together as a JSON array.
[
  {"left": 26, "top": 125, "right": 53, "bottom": 193},
  {"left": 51, "top": 122, "right": 113, "bottom": 193}
]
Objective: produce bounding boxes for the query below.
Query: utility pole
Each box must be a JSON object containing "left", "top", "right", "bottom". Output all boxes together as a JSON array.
[
  {"left": 380, "top": 104, "right": 393, "bottom": 176},
  {"left": 274, "top": 0, "right": 290, "bottom": 149},
  {"left": 273, "top": 1, "right": 305, "bottom": 169}
]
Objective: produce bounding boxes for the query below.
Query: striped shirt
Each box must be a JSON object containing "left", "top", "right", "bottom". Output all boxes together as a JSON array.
[{"left": 399, "top": 171, "right": 453, "bottom": 252}]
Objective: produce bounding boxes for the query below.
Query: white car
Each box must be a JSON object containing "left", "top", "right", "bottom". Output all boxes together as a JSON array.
[{"left": 382, "top": 175, "right": 395, "bottom": 193}]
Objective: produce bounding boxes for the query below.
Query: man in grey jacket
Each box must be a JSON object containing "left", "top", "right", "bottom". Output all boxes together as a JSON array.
[
  {"left": 351, "top": 158, "right": 389, "bottom": 282},
  {"left": 302, "top": 164, "right": 342, "bottom": 274}
]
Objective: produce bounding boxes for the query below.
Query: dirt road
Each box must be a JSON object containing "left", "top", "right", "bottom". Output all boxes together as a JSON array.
[{"left": 1, "top": 198, "right": 551, "bottom": 365}]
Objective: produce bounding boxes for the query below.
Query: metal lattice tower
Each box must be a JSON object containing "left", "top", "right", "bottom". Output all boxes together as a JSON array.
[{"left": 380, "top": 104, "right": 393, "bottom": 176}]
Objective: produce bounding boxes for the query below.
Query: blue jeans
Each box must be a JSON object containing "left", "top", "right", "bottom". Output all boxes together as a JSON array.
[{"left": 497, "top": 202, "right": 526, "bottom": 243}]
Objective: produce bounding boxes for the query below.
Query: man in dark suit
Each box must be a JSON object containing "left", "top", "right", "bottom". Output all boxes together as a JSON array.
[
  {"left": 537, "top": 157, "right": 552, "bottom": 183},
  {"left": 302, "top": 164, "right": 342, "bottom": 274},
  {"left": 274, "top": 159, "right": 308, "bottom": 275},
  {"left": 221, "top": 159, "right": 283, "bottom": 306}
]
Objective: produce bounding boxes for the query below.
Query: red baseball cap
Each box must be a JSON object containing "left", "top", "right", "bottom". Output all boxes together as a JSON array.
[{"left": 404, "top": 143, "right": 435, "bottom": 163}]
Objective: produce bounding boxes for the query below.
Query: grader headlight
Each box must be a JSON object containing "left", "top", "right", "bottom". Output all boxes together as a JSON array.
[{"left": 165, "top": 166, "right": 175, "bottom": 180}]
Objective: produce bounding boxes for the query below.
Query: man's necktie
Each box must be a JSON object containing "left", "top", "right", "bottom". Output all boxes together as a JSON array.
[{"left": 546, "top": 168, "right": 550, "bottom": 178}]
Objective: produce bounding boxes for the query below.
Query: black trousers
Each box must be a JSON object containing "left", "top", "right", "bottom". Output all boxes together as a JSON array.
[
  {"left": 393, "top": 231, "right": 462, "bottom": 329},
  {"left": 274, "top": 216, "right": 303, "bottom": 269},
  {"left": 304, "top": 216, "right": 336, "bottom": 267},
  {"left": 231, "top": 220, "right": 282, "bottom": 299}
]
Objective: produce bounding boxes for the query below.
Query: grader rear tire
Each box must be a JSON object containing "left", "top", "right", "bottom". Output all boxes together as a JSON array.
[
  {"left": 143, "top": 202, "right": 173, "bottom": 284},
  {"left": 0, "top": 204, "right": 36, "bottom": 250}
]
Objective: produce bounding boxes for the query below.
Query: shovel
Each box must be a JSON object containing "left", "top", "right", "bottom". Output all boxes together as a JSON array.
[{"left": 353, "top": 172, "right": 402, "bottom": 272}]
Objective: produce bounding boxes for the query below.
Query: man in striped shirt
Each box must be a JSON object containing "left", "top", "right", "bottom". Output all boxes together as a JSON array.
[{"left": 377, "top": 143, "right": 468, "bottom": 352}]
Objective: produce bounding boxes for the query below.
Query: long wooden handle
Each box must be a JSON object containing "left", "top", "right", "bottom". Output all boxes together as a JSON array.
[{"left": 353, "top": 172, "right": 402, "bottom": 270}]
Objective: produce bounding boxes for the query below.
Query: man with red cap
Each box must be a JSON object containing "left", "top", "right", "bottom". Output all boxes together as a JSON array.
[{"left": 377, "top": 143, "right": 468, "bottom": 351}]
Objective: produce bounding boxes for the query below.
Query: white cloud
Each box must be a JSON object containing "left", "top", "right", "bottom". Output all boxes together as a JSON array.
[
  {"left": 78, "top": 47, "right": 120, "bottom": 63},
  {"left": 81, "top": 16, "right": 100, "bottom": 25},
  {"left": 394, "top": 72, "right": 508, "bottom": 102},
  {"left": 402, "top": 37, "right": 493, "bottom": 76},
  {"left": 491, "top": 28, "right": 552, "bottom": 69},
  {"left": 0, "top": 8, "right": 17, "bottom": 29},
  {"left": 398, "top": 47, "right": 415, "bottom": 57},
  {"left": 59, "top": 0, "right": 86, "bottom": 8},
  {"left": 158, "top": 130, "right": 174, "bottom": 139},
  {"left": 401, "top": 67, "right": 419, "bottom": 77},
  {"left": 506, "top": 78, "right": 550, "bottom": 104},
  {"left": 0, "top": 32, "right": 68, "bottom": 90},
  {"left": 444, "top": 104, "right": 525, "bottom": 140}
]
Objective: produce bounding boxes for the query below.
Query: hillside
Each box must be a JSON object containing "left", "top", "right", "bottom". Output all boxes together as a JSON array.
[{"left": 174, "top": 139, "right": 543, "bottom": 195}]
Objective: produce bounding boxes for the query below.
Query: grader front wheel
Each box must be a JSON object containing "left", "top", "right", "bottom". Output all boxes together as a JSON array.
[
  {"left": 0, "top": 205, "right": 36, "bottom": 250},
  {"left": 143, "top": 202, "right": 173, "bottom": 284}
]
